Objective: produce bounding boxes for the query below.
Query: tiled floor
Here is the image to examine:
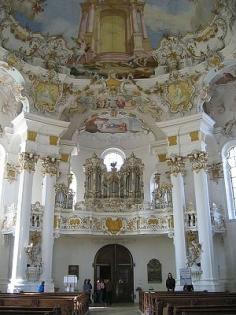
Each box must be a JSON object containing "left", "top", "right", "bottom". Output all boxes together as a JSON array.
[{"left": 89, "top": 304, "right": 140, "bottom": 315}]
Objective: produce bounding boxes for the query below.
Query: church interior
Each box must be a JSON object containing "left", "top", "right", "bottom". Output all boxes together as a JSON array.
[{"left": 0, "top": 0, "right": 236, "bottom": 308}]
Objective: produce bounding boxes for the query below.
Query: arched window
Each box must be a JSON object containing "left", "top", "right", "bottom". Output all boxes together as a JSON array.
[
  {"left": 147, "top": 259, "right": 162, "bottom": 283},
  {"left": 223, "top": 141, "right": 236, "bottom": 219},
  {"left": 101, "top": 148, "right": 125, "bottom": 172}
]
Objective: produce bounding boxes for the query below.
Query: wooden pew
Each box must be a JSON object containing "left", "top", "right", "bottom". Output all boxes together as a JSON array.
[
  {"left": 0, "top": 306, "right": 61, "bottom": 315},
  {"left": 139, "top": 291, "right": 236, "bottom": 315},
  {"left": 174, "top": 305, "right": 236, "bottom": 315},
  {"left": 0, "top": 293, "right": 89, "bottom": 315}
]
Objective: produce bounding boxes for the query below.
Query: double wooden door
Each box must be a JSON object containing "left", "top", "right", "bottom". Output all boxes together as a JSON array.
[{"left": 94, "top": 244, "right": 134, "bottom": 303}]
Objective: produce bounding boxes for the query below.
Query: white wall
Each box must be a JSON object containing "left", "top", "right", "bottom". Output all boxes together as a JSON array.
[{"left": 52, "top": 235, "right": 175, "bottom": 301}]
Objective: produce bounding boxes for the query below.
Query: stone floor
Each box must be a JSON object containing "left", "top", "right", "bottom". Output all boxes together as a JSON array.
[{"left": 89, "top": 304, "right": 140, "bottom": 315}]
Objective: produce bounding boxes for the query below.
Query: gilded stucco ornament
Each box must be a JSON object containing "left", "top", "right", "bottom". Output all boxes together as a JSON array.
[
  {"left": 19, "top": 152, "right": 39, "bottom": 172},
  {"left": 167, "top": 156, "right": 185, "bottom": 176},
  {"left": 188, "top": 151, "right": 208, "bottom": 173},
  {"left": 41, "top": 156, "right": 58, "bottom": 176},
  {"left": 186, "top": 231, "right": 202, "bottom": 269},
  {"left": 163, "top": 73, "right": 200, "bottom": 113},
  {"left": 207, "top": 162, "right": 224, "bottom": 183},
  {"left": 5, "top": 163, "right": 19, "bottom": 182},
  {"left": 105, "top": 218, "right": 123, "bottom": 235}
]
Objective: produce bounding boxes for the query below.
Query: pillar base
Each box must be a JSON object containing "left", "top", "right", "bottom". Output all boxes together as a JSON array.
[
  {"left": 8, "top": 279, "right": 40, "bottom": 293},
  {"left": 8, "top": 279, "right": 55, "bottom": 293}
]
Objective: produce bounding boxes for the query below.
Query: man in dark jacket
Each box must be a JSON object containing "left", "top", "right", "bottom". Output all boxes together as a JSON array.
[{"left": 166, "top": 273, "right": 175, "bottom": 292}]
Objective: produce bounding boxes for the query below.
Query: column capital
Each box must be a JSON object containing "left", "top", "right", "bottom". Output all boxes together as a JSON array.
[
  {"left": 41, "top": 156, "right": 58, "bottom": 176},
  {"left": 167, "top": 155, "right": 185, "bottom": 176},
  {"left": 188, "top": 151, "right": 208, "bottom": 173},
  {"left": 18, "top": 152, "right": 39, "bottom": 172}
]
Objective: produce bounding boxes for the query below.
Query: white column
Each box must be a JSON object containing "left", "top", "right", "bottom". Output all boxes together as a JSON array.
[
  {"left": 188, "top": 152, "right": 216, "bottom": 290},
  {"left": 8, "top": 153, "right": 38, "bottom": 293},
  {"left": 41, "top": 157, "right": 58, "bottom": 292},
  {"left": 168, "top": 156, "right": 187, "bottom": 286}
]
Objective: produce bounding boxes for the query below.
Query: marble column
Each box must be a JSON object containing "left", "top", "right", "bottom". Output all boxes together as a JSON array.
[
  {"left": 167, "top": 156, "right": 187, "bottom": 286},
  {"left": 8, "top": 153, "right": 38, "bottom": 293},
  {"left": 132, "top": 5, "right": 139, "bottom": 33},
  {"left": 188, "top": 152, "right": 216, "bottom": 289},
  {"left": 41, "top": 157, "right": 58, "bottom": 292},
  {"left": 79, "top": 11, "right": 88, "bottom": 39},
  {"left": 141, "top": 11, "right": 148, "bottom": 38},
  {"left": 87, "top": 3, "right": 95, "bottom": 33}
]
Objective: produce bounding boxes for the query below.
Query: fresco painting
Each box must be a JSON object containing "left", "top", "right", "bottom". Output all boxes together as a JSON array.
[
  {"left": 12, "top": 0, "right": 215, "bottom": 48},
  {"left": 81, "top": 113, "right": 146, "bottom": 134}
]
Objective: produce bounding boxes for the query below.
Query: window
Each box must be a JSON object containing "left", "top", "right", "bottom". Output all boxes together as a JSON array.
[
  {"left": 223, "top": 142, "right": 236, "bottom": 219},
  {"left": 101, "top": 148, "right": 125, "bottom": 172},
  {"left": 147, "top": 259, "right": 162, "bottom": 283}
]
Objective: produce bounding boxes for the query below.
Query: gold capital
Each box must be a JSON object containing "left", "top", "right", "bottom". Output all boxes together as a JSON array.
[
  {"left": 41, "top": 156, "right": 58, "bottom": 176},
  {"left": 188, "top": 151, "right": 208, "bottom": 172},
  {"left": 167, "top": 155, "right": 185, "bottom": 176},
  {"left": 19, "top": 152, "right": 39, "bottom": 172}
]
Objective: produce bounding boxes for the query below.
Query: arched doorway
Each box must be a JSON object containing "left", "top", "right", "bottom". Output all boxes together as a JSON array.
[{"left": 94, "top": 244, "right": 134, "bottom": 303}]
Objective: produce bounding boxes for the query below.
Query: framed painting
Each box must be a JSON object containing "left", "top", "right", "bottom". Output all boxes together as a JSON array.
[{"left": 68, "top": 265, "right": 79, "bottom": 278}]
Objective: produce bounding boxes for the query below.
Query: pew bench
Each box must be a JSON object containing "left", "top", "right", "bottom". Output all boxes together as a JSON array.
[
  {"left": 0, "top": 306, "right": 61, "bottom": 315},
  {"left": 0, "top": 293, "right": 89, "bottom": 315},
  {"left": 174, "top": 304, "right": 236, "bottom": 315}
]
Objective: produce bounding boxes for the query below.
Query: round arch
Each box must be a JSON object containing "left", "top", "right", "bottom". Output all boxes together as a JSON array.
[{"left": 94, "top": 244, "right": 134, "bottom": 303}]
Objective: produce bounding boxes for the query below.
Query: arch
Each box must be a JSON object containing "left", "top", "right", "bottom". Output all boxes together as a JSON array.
[
  {"left": 197, "top": 60, "right": 236, "bottom": 113},
  {"left": 94, "top": 244, "right": 134, "bottom": 303},
  {"left": 101, "top": 147, "right": 126, "bottom": 171},
  {"left": 222, "top": 140, "right": 236, "bottom": 219}
]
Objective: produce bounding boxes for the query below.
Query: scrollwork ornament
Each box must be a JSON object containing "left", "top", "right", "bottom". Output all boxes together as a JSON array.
[
  {"left": 167, "top": 156, "right": 185, "bottom": 176},
  {"left": 41, "top": 156, "right": 58, "bottom": 176},
  {"left": 19, "top": 152, "right": 39, "bottom": 172},
  {"left": 188, "top": 151, "right": 208, "bottom": 173}
]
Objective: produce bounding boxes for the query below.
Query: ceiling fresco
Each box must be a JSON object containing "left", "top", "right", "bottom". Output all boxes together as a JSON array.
[
  {"left": 0, "top": 0, "right": 235, "bottom": 142},
  {"left": 0, "top": 0, "right": 228, "bottom": 79},
  {"left": 10, "top": 0, "right": 215, "bottom": 48}
]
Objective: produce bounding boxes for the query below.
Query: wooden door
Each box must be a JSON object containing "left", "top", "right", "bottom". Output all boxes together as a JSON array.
[{"left": 94, "top": 244, "right": 134, "bottom": 303}]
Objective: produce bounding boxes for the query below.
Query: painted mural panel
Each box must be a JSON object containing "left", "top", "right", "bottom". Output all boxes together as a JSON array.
[{"left": 81, "top": 113, "right": 147, "bottom": 134}]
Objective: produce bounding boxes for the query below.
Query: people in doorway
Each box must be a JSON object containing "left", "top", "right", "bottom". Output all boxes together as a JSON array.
[
  {"left": 100, "top": 279, "right": 105, "bottom": 303},
  {"left": 166, "top": 273, "right": 175, "bottom": 292},
  {"left": 105, "top": 279, "right": 112, "bottom": 305},
  {"left": 96, "top": 279, "right": 102, "bottom": 303},
  {"left": 37, "top": 281, "right": 45, "bottom": 293},
  {"left": 83, "top": 279, "right": 92, "bottom": 304},
  {"left": 183, "top": 283, "right": 194, "bottom": 292}
]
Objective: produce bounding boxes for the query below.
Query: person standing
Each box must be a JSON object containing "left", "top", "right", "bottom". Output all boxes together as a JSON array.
[
  {"left": 166, "top": 273, "right": 175, "bottom": 292},
  {"left": 37, "top": 281, "right": 45, "bottom": 293},
  {"left": 105, "top": 279, "right": 112, "bottom": 306}
]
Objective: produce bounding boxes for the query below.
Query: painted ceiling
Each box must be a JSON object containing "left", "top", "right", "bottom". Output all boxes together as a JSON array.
[
  {"left": 0, "top": 0, "right": 235, "bottom": 142},
  {"left": 11, "top": 0, "right": 215, "bottom": 48}
]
